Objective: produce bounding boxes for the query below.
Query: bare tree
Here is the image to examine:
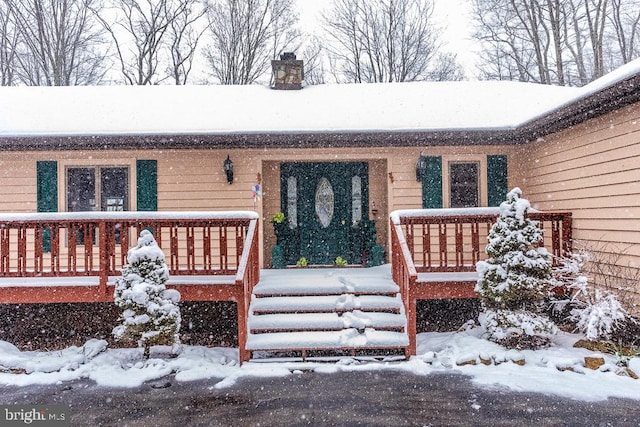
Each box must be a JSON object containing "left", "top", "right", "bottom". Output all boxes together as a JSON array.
[
  {"left": 167, "top": 0, "right": 207, "bottom": 84},
  {"left": 203, "top": 0, "right": 299, "bottom": 85},
  {"left": 300, "top": 36, "right": 326, "bottom": 85},
  {"left": 473, "top": 0, "right": 556, "bottom": 84},
  {"left": 3, "top": 0, "right": 108, "bottom": 86},
  {"left": 0, "top": 2, "right": 18, "bottom": 85},
  {"left": 428, "top": 52, "right": 465, "bottom": 81},
  {"left": 472, "top": 0, "right": 639, "bottom": 86},
  {"left": 97, "top": 0, "right": 198, "bottom": 85},
  {"left": 610, "top": 0, "right": 640, "bottom": 65},
  {"left": 322, "top": 0, "right": 461, "bottom": 83}
]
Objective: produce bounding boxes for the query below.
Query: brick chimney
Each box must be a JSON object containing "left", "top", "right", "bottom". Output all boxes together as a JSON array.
[{"left": 271, "top": 52, "right": 304, "bottom": 90}]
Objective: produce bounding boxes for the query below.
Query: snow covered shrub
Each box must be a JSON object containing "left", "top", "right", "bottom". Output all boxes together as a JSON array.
[
  {"left": 553, "top": 248, "right": 634, "bottom": 342},
  {"left": 113, "top": 230, "right": 181, "bottom": 359},
  {"left": 476, "top": 188, "right": 558, "bottom": 346},
  {"left": 572, "top": 291, "right": 629, "bottom": 341}
]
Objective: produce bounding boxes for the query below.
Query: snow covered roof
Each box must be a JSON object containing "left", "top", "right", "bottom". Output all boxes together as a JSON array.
[
  {"left": 1, "top": 58, "right": 639, "bottom": 148},
  {"left": 0, "top": 81, "right": 576, "bottom": 137}
]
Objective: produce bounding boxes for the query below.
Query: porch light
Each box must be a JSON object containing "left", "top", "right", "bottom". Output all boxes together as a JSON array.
[
  {"left": 416, "top": 154, "right": 428, "bottom": 182},
  {"left": 223, "top": 155, "right": 234, "bottom": 184}
]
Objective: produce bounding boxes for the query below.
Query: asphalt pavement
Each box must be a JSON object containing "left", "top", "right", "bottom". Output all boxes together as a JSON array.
[{"left": 1, "top": 370, "right": 638, "bottom": 426}]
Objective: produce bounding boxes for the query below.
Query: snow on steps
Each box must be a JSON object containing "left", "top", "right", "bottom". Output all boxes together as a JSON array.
[
  {"left": 246, "top": 267, "right": 409, "bottom": 360},
  {"left": 250, "top": 294, "right": 404, "bottom": 314},
  {"left": 249, "top": 311, "right": 407, "bottom": 332},
  {"left": 246, "top": 329, "right": 409, "bottom": 351}
]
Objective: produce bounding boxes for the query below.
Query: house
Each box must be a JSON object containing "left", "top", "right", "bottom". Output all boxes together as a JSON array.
[{"left": 0, "top": 56, "right": 638, "bottom": 305}]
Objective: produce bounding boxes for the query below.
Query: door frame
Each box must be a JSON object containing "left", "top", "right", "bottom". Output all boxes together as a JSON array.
[{"left": 279, "top": 161, "right": 370, "bottom": 265}]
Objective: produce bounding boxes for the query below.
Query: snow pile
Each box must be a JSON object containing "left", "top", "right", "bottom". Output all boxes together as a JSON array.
[
  {"left": 113, "top": 230, "right": 181, "bottom": 358},
  {"left": 1, "top": 331, "right": 639, "bottom": 401}
]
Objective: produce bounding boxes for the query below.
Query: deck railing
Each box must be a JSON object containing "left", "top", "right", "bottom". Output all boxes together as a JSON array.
[
  {"left": 390, "top": 208, "right": 573, "bottom": 356},
  {"left": 0, "top": 211, "right": 260, "bottom": 302},
  {"left": 0, "top": 211, "right": 261, "bottom": 362}
]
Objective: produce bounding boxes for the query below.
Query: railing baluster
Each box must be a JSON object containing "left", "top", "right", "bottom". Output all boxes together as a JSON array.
[
  {"left": 203, "top": 226, "right": 211, "bottom": 270},
  {"left": 455, "top": 222, "right": 464, "bottom": 268},
  {"left": 220, "top": 225, "right": 228, "bottom": 273},
  {"left": 170, "top": 224, "right": 179, "bottom": 273},
  {"left": 439, "top": 223, "right": 447, "bottom": 268},
  {"left": 187, "top": 225, "right": 195, "bottom": 272},
  {"left": 1, "top": 228, "right": 9, "bottom": 274},
  {"left": 471, "top": 221, "right": 480, "bottom": 265},
  {"left": 34, "top": 225, "right": 43, "bottom": 275}
]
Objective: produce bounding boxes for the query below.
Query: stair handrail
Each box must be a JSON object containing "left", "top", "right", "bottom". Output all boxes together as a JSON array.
[
  {"left": 389, "top": 216, "right": 418, "bottom": 357},
  {"left": 235, "top": 217, "right": 260, "bottom": 363}
]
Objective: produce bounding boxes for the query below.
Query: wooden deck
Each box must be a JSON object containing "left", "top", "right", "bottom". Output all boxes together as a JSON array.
[
  {"left": 0, "top": 211, "right": 260, "bottom": 362},
  {"left": 0, "top": 208, "right": 573, "bottom": 363},
  {"left": 390, "top": 208, "right": 573, "bottom": 357}
]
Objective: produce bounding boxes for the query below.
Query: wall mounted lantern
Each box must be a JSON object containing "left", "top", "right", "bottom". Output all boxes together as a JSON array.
[
  {"left": 223, "top": 155, "right": 234, "bottom": 184},
  {"left": 416, "top": 154, "right": 428, "bottom": 182}
]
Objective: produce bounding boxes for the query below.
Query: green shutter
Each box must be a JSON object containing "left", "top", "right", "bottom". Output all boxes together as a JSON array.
[
  {"left": 421, "top": 156, "right": 443, "bottom": 208},
  {"left": 136, "top": 160, "right": 157, "bottom": 211},
  {"left": 37, "top": 161, "right": 58, "bottom": 212},
  {"left": 37, "top": 161, "right": 57, "bottom": 253},
  {"left": 487, "top": 155, "right": 508, "bottom": 207}
]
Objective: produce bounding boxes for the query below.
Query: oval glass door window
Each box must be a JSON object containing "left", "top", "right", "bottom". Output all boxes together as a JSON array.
[{"left": 315, "top": 177, "right": 334, "bottom": 228}]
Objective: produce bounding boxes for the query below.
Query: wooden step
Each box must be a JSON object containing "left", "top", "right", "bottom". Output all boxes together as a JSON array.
[
  {"left": 250, "top": 294, "right": 404, "bottom": 315},
  {"left": 248, "top": 311, "right": 406, "bottom": 333},
  {"left": 246, "top": 329, "right": 410, "bottom": 352},
  {"left": 254, "top": 268, "right": 400, "bottom": 298},
  {"left": 253, "top": 281, "right": 399, "bottom": 297}
]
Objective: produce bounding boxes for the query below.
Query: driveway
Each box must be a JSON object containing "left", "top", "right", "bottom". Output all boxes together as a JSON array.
[{"left": 1, "top": 370, "right": 638, "bottom": 426}]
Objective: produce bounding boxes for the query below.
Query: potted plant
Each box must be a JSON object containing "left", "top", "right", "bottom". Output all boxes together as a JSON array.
[
  {"left": 334, "top": 256, "right": 348, "bottom": 267},
  {"left": 270, "top": 212, "right": 287, "bottom": 245}
]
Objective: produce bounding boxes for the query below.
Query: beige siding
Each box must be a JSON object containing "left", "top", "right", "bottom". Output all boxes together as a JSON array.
[
  {"left": 516, "top": 102, "right": 640, "bottom": 308},
  {"left": 0, "top": 145, "right": 518, "bottom": 269}
]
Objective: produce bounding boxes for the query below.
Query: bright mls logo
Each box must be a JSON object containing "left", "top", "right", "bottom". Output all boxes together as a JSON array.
[{"left": 1, "top": 405, "right": 69, "bottom": 426}]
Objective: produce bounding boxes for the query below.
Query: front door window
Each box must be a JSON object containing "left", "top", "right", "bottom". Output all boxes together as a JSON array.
[
  {"left": 352, "top": 175, "right": 362, "bottom": 225},
  {"left": 315, "top": 177, "right": 334, "bottom": 228}
]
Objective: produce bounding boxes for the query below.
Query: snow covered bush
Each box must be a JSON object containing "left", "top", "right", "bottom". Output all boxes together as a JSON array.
[
  {"left": 553, "top": 249, "right": 633, "bottom": 342},
  {"left": 113, "top": 230, "right": 181, "bottom": 359},
  {"left": 572, "top": 291, "right": 629, "bottom": 341},
  {"left": 476, "top": 188, "right": 558, "bottom": 347}
]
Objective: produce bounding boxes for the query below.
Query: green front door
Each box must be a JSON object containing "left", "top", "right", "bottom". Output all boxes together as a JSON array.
[{"left": 281, "top": 162, "right": 369, "bottom": 265}]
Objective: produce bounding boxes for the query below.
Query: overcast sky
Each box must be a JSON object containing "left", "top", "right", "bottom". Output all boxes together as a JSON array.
[{"left": 295, "top": 0, "right": 479, "bottom": 75}]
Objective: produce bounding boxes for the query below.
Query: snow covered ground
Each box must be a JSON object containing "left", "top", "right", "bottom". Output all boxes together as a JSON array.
[{"left": 1, "top": 329, "right": 638, "bottom": 402}]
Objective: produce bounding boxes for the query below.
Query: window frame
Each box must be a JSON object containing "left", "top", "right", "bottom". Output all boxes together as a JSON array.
[
  {"left": 65, "top": 165, "right": 131, "bottom": 212},
  {"left": 444, "top": 157, "right": 485, "bottom": 208}
]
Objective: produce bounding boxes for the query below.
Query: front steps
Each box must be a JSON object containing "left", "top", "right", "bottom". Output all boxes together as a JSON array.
[{"left": 246, "top": 267, "right": 410, "bottom": 361}]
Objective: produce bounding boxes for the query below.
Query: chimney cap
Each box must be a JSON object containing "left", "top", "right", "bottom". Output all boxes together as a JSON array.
[{"left": 280, "top": 52, "right": 296, "bottom": 60}]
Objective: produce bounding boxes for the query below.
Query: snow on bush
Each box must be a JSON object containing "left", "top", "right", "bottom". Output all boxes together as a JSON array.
[
  {"left": 554, "top": 250, "right": 632, "bottom": 341},
  {"left": 113, "top": 230, "right": 181, "bottom": 358},
  {"left": 572, "top": 291, "right": 628, "bottom": 341},
  {"left": 476, "top": 188, "right": 558, "bottom": 345}
]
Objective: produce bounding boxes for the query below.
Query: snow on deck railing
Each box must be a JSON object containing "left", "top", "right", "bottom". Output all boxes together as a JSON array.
[
  {"left": 0, "top": 211, "right": 259, "bottom": 222},
  {"left": 390, "top": 207, "right": 501, "bottom": 224}
]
